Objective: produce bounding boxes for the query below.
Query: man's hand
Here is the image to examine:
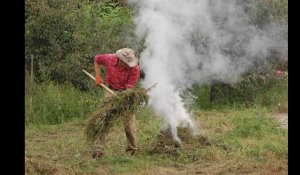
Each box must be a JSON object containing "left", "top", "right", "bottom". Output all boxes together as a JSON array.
[{"left": 96, "top": 74, "right": 102, "bottom": 86}]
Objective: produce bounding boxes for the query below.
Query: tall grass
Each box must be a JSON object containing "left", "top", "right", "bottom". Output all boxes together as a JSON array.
[
  {"left": 191, "top": 69, "right": 288, "bottom": 112},
  {"left": 25, "top": 74, "right": 104, "bottom": 125},
  {"left": 26, "top": 66, "right": 287, "bottom": 126}
]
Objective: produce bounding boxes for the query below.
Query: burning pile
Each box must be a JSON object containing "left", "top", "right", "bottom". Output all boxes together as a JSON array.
[
  {"left": 85, "top": 87, "right": 149, "bottom": 142},
  {"left": 150, "top": 127, "right": 211, "bottom": 156}
]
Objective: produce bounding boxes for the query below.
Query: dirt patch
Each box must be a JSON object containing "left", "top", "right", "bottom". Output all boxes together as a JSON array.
[{"left": 150, "top": 127, "right": 211, "bottom": 157}]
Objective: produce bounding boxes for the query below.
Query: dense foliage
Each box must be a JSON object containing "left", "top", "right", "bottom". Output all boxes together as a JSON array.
[{"left": 25, "top": 0, "right": 138, "bottom": 90}]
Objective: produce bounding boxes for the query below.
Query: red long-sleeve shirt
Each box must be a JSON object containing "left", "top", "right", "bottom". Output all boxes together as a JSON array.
[{"left": 94, "top": 54, "right": 140, "bottom": 90}]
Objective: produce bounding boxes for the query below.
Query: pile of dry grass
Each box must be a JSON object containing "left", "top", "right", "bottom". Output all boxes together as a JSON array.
[
  {"left": 85, "top": 87, "right": 149, "bottom": 142},
  {"left": 150, "top": 127, "right": 211, "bottom": 156},
  {"left": 25, "top": 156, "right": 73, "bottom": 175}
]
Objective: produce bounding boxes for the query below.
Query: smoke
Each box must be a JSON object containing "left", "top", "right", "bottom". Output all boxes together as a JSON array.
[{"left": 128, "top": 0, "right": 287, "bottom": 142}]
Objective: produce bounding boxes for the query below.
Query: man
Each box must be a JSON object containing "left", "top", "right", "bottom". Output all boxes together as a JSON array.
[{"left": 92, "top": 48, "right": 140, "bottom": 159}]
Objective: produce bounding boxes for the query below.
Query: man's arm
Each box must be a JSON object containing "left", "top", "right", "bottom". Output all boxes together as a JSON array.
[{"left": 94, "top": 55, "right": 102, "bottom": 86}]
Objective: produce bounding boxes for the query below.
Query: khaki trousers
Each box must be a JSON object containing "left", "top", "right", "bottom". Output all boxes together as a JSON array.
[{"left": 94, "top": 90, "right": 138, "bottom": 153}]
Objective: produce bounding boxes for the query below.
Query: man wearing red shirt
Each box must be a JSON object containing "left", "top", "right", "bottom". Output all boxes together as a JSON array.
[{"left": 92, "top": 48, "right": 140, "bottom": 159}]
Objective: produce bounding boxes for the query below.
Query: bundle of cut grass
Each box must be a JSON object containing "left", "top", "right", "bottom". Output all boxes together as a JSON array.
[{"left": 85, "top": 87, "right": 149, "bottom": 142}]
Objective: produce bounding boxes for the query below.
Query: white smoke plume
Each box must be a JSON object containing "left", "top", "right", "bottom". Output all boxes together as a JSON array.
[{"left": 127, "top": 0, "right": 287, "bottom": 142}]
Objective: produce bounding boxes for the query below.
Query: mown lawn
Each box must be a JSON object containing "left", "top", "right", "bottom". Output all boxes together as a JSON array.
[{"left": 25, "top": 107, "right": 287, "bottom": 175}]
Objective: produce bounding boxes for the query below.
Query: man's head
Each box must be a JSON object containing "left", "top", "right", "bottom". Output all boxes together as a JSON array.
[{"left": 116, "top": 48, "right": 138, "bottom": 67}]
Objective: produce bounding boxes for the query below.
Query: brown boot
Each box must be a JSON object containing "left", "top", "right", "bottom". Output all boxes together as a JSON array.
[
  {"left": 125, "top": 147, "right": 138, "bottom": 155},
  {"left": 92, "top": 148, "right": 104, "bottom": 159}
]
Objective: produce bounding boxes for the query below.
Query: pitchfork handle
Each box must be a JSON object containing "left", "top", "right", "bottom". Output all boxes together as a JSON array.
[{"left": 82, "top": 70, "right": 116, "bottom": 96}]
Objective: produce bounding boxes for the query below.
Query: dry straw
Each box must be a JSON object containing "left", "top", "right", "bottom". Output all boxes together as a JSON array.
[{"left": 85, "top": 87, "right": 150, "bottom": 142}]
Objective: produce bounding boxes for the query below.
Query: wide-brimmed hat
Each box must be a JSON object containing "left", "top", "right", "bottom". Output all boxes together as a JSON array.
[{"left": 116, "top": 48, "right": 138, "bottom": 67}]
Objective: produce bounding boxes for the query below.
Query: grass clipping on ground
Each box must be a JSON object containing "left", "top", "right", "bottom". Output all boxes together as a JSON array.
[
  {"left": 150, "top": 127, "right": 211, "bottom": 157},
  {"left": 85, "top": 87, "right": 149, "bottom": 142}
]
